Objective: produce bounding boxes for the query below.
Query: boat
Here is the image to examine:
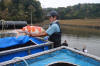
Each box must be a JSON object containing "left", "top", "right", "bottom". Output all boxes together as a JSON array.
[
  {"left": 0, "top": 46, "right": 100, "bottom": 66},
  {"left": 0, "top": 35, "right": 53, "bottom": 62},
  {"left": 0, "top": 21, "right": 27, "bottom": 29}
]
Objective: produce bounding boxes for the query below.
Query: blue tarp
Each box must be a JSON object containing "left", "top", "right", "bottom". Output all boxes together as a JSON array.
[{"left": 0, "top": 35, "right": 46, "bottom": 48}]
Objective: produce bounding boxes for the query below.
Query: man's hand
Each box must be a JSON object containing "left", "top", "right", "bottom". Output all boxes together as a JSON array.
[{"left": 29, "top": 33, "right": 41, "bottom": 37}]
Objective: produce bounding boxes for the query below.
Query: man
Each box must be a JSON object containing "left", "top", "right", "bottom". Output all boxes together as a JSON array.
[{"left": 31, "top": 11, "right": 61, "bottom": 48}]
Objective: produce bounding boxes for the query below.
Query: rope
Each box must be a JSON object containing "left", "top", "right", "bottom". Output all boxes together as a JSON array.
[{"left": 13, "top": 57, "right": 29, "bottom": 66}]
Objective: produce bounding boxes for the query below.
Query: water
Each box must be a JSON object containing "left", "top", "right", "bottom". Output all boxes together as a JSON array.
[
  {"left": 29, "top": 49, "right": 99, "bottom": 66},
  {"left": 61, "top": 26, "right": 100, "bottom": 57},
  {"left": 62, "top": 34, "right": 100, "bottom": 57}
]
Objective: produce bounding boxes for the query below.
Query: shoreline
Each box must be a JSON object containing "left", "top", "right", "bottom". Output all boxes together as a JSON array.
[{"left": 61, "top": 24, "right": 100, "bottom": 29}]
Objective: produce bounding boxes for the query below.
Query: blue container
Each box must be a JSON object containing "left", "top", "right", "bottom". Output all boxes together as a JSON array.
[
  {"left": 0, "top": 36, "right": 52, "bottom": 62},
  {"left": 1, "top": 46, "right": 100, "bottom": 66}
]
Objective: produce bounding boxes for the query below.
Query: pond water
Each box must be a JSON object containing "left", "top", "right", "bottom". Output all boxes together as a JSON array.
[{"left": 61, "top": 26, "right": 100, "bottom": 57}]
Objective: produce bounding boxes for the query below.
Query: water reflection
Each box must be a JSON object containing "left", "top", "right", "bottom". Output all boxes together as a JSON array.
[{"left": 62, "top": 26, "right": 100, "bottom": 37}]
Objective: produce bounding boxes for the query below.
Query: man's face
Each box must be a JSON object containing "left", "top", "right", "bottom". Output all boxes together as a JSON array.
[
  {"left": 49, "top": 16, "right": 54, "bottom": 22},
  {"left": 49, "top": 16, "right": 56, "bottom": 22}
]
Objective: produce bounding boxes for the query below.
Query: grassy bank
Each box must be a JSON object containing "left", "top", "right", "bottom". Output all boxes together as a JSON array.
[
  {"left": 59, "top": 19, "right": 100, "bottom": 36},
  {"left": 37, "top": 19, "right": 100, "bottom": 26},
  {"left": 59, "top": 19, "right": 100, "bottom": 26}
]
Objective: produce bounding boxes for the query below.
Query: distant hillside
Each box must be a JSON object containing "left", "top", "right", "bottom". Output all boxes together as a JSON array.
[
  {"left": 43, "top": 3, "right": 100, "bottom": 19},
  {"left": 0, "top": 0, "right": 43, "bottom": 24}
]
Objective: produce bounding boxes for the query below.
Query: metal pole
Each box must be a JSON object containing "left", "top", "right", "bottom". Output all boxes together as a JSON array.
[
  {"left": 31, "top": 9, "right": 32, "bottom": 25},
  {"left": 1, "top": 20, "right": 5, "bottom": 31},
  {"left": 2, "top": 20, "right": 3, "bottom": 31}
]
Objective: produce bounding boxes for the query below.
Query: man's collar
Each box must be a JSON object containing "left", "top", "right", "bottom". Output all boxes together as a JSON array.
[
  {"left": 53, "top": 20, "right": 58, "bottom": 23},
  {"left": 51, "top": 20, "right": 58, "bottom": 24}
]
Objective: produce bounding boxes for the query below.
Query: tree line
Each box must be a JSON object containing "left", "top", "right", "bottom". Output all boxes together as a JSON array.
[
  {"left": 0, "top": 0, "right": 100, "bottom": 24},
  {"left": 43, "top": 3, "right": 100, "bottom": 20}
]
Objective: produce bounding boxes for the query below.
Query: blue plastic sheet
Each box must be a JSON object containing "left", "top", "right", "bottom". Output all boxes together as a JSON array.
[{"left": 0, "top": 35, "right": 46, "bottom": 48}]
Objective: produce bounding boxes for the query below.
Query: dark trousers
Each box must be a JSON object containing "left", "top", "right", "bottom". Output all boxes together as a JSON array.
[{"left": 53, "top": 42, "right": 61, "bottom": 48}]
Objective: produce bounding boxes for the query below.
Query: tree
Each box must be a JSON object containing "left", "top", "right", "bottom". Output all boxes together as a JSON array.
[{"left": 0, "top": 0, "right": 43, "bottom": 24}]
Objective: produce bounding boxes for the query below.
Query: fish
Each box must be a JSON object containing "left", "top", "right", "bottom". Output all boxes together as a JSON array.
[{"left": 16, "top": 25, "right": 45, "bottom": 37}]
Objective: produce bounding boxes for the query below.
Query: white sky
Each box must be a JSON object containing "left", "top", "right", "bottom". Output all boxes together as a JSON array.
[{"left": 39, "top": 0, "right": 100, "bottom": 8}]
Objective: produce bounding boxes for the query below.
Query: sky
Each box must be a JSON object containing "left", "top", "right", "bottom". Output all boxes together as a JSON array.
[{"left": 39, "top": 0, "right": 100, "bottom": 8}]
